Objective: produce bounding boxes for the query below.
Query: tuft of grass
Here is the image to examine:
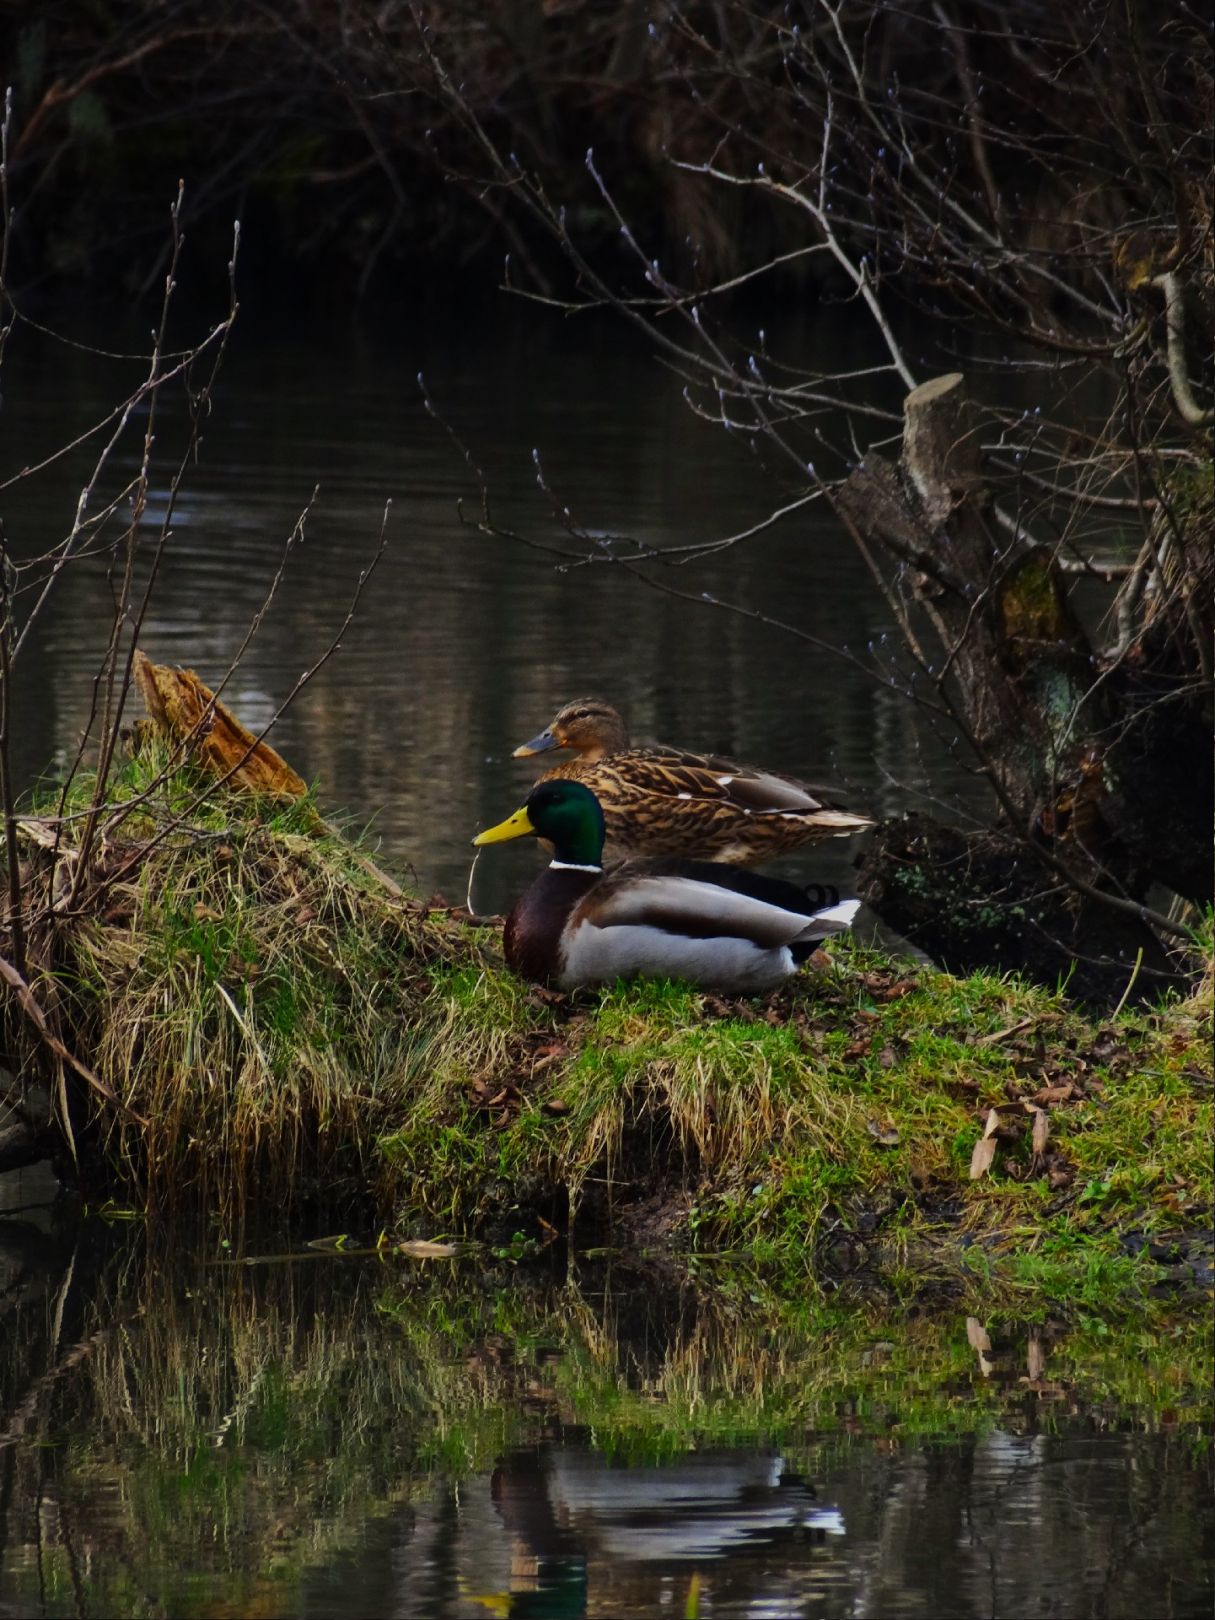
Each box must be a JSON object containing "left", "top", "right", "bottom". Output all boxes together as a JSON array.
[{"left": 14, "top": 744, "right": 486, "bottom": 1217}]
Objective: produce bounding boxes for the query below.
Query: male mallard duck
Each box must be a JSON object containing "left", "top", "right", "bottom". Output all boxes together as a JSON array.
[
  {"left": 512, "top": 698, "right": 872, "bottom": 864},
  {"left": 473, "top": 780, "right": 860, "bottom": 992}
]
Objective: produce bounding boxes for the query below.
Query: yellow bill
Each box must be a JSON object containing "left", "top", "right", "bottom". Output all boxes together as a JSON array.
[{"left": 472, "top": 806, "right": 536, "bottom": 846}]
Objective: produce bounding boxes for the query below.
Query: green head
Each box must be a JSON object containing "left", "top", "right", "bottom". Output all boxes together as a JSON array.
[{"left": 473, "top": 780, "right": 607, "bottom": 866}]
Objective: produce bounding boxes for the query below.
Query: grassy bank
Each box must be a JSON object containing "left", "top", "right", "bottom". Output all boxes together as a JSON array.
[
  {"left": 381, "top": 948, "right": 1212, "bottom": 1305},
  {"left": 7, "top": 754, "right": 1211, "bottom": 1303}
]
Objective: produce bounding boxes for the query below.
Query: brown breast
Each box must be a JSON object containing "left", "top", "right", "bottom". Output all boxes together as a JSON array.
[{"left": 504, "top": 867, "right": 601, "bottom": 984}]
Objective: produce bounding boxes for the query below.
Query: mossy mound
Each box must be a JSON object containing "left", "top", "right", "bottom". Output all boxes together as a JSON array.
[
  {"left": 10, "top": 747, "right": 484, "bottom": 1214},
  {"left": 7, "top": 754, "right": 1211, "bottom": 1302}
]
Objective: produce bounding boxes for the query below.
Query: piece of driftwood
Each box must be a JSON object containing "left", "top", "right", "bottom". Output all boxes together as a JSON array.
[
  {"left": 132, "top": 650, "right": 410, "bottom": 897},
  {"left": 133, "top": 650, "right": 307, "bottom": 798}
]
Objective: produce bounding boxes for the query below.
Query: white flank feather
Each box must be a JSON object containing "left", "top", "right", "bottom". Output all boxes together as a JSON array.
[
  {"left": 591, "top": 875, "right": 816, "bottom": 946},
  {"left": 559, "top": 922, "right": 795, "bottom": 992},
  {"left": 555, "top": 887, "right": 861, "bottom": 992},
  {"left": 795, "top": 898, "right": 861, "bottom": 941}
]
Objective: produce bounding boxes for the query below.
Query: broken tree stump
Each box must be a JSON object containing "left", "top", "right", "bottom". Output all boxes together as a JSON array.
[
  {"left": 133, "top": 651, "right": 307, "bottom": 798},
  {"left": 837, "top": 374, "right": 1191, "bottom": 1004}
]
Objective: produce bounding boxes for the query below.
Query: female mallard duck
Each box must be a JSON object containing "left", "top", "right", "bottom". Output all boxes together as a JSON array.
[
  {"left": 473, "top": 780, "right": 860, "bottom": 992},
  {"left": 512, "top": 698, "right": 872, "bottom": 864}
]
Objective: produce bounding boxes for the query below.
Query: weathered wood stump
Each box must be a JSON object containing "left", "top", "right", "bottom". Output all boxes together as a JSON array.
[
  {"left": 132, "top": 651, "right": 307, "bottom": 797},
  {"left": 837, "top": 374, "right": 1203, "bottom": 1005}
]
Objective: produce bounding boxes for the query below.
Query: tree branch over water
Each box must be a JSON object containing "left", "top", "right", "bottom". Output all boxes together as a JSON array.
[{"left": 415, "top": 1, "right": 1212, "bottom": 999}]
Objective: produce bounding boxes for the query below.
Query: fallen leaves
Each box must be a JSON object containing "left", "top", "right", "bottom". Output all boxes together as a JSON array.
[
  {"left": 857, "top": 970, "right": 920, "bottom": 1002},
  {"left": 1031, "top": 1083, "right": 1074, "bottom": 1106},
  {"left": 969, "top": 1109, "right": 1001, "bottom": 1179},
  {"left": 1030, "top": 1105, "right": 1050, "bottom": 1159}
]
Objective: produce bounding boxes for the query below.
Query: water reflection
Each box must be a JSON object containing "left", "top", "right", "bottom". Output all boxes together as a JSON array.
[{"left": 0, "top": 1214, "right": 1210, "bottom": 1619}]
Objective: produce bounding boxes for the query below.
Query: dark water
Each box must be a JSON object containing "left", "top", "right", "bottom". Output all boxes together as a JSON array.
[
  {"left": 5, "top": 301, "right": 976, "bottom": 915},
  {"left": 1, "top": 1180, "right": 1211, "bottom": 1620}
]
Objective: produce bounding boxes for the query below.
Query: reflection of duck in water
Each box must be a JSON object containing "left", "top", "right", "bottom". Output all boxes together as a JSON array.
[
  {"left": 542, "top": 1447, "right": 845, "bottom": 1561},
  {"left": 463, "top": 1443, "right": 844, "bottom": 1617}
]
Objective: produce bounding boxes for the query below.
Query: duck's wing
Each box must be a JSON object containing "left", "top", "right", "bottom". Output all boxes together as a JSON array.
[
  {"left": 580, "top": 866, "right": 858, "bottom": 949},
  {"left": 628, "top": 856, "right": 836, "bottom": 910},
  {"left": 606, "top": 750, "right": 869, "bottom": 820}
]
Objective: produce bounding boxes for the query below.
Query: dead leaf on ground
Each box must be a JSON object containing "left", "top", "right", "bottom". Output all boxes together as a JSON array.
[
  {"left": 541, "top": 1098, "right": 570, "bottom": 1116},
  {"left": 526, "top": 985, "right": 570, "bottom": 1008},
  {"left": 966, "top": 1317, "right": 992, "bottom": 1353},
  {"left": 969, "top": 1138, "right": 998, "bottom": 1179},
  {"left": 876, "top": 980, "right": 916, "bottom": 1002},
  {"left": 1031, "top": 1107, "right": 1050, "bottom": 1157},
  {"left": 1032, "top": 1083, "right": 1074, "bottom": 1106},
  {"left": 969, "top": 1109, "right": 1001, "bottom": 1179}
]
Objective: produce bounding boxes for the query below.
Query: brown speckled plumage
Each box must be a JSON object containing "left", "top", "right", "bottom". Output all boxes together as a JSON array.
[{"left": 513, "top": 698, "right": 873, "bottom": 864}]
